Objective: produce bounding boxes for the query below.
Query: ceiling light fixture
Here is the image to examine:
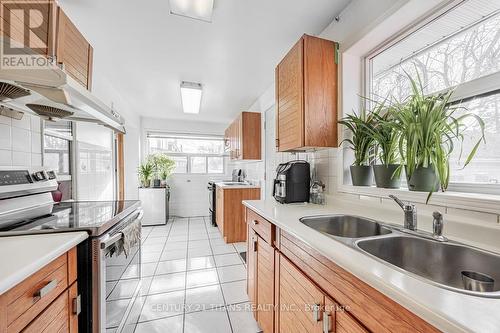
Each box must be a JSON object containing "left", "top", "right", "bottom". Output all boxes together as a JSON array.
[
  {"left": 169, "top": 0, "right": 214, "bottom": 23},
  {"left": 180, "top": 81, "right": 203, "bottom": 114}
]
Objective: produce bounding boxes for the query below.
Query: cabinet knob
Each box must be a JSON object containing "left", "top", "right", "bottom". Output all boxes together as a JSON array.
[{"left": 252, "top": 220, "right": 258, "bottom": 225}]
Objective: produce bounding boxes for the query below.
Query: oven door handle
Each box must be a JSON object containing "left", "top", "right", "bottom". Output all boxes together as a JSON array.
[{"left": 100, "top": 210, "right": 144, "bottom": 249}]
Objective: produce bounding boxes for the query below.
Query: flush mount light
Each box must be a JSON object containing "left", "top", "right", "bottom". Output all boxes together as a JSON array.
[
  {"left": 169, "top": 0, "right": 214, "bottom": 22},
  {"left": 180, "top": 81, "right": 203, "bottom": 114}
]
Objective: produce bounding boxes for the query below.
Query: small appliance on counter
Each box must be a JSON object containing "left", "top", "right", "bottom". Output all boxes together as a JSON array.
[{"left": 273, "top": 160, "right": 310, "bottom": 203}]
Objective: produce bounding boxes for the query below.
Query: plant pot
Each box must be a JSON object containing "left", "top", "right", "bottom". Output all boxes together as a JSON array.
[
  {"left": 350, "top": 165, "right": 373, "bottom": 186},
  {"left": 141, "top": 179, "right": 150, "bottom": 188},
  {"left": 153, "top": 179, "right": 161, "bottom": 188},
  {"left": 373, "top": 164, "right": 401, "bottom": 189},
  {"left": 406, "top": 165, "right": 439, "bottom": 192}
]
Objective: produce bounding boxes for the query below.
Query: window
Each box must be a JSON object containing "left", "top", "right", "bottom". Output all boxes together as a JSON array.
[
  {"left": 147, "top": 133, "right": 225, "bottom": 174},
  {"left": 366, "top": 0, "right": 500, "bottom": 192},
  {"left": 43, "top": 121, "right": 73, "bottom": 177}
]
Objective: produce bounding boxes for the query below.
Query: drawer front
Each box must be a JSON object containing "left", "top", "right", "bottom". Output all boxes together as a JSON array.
[
  {"left": 21, "top": 288, "right": 69, "bottom": 333},
  {"left": 247, "top": 208, "right": 274, "bottom": 245},
  {"left": 6, "top": 253, "right": 70, "bottom": 332}
]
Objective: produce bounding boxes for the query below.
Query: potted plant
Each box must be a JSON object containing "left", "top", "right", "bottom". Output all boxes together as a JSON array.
[
  {"left": 396, "top": 75, "right": 485, "bottom": 196},
  {"left": 147, "top": 153, "right": 176, "bottom": 187},
  {"left": 367, "top": 103, "right": 402, "bottom": 188},
  {"left": 338, "top": 110, "right": 376, "bottom": 186},
  {"left": 138, "top": 162, "right": 153, "bottom": 188}
]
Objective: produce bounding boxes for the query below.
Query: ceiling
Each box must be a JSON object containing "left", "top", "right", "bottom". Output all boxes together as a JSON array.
[{"left": 59, "top": 0, "right": 351, "bottom": 124}]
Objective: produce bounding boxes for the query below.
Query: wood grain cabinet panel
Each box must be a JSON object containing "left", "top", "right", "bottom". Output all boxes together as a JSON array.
[
  {"left": 216, "top": 187, "right": 260, "bottom": 243},
  {"left": 275, "top": 34, "right": 338, "bottom": 152},
  {"left": 56, "top": 7, "right": 93, "bottom": 90},
  {"left": 224, "top": 112, "right": 261, "bottom": 160},
  {"left": 278, "top": 254, "right": 324, "bottom": 333},
  {"left": 0, "top": 0, "right": 57, "bottom": 57},
  {"left": 256, "top": 235, "right": 275, "bottom": 333}
]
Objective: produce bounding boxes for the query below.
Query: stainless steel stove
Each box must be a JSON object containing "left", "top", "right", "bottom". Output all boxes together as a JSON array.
[{"left": 0, "top": 167, "right": 143, "bottom": 333}]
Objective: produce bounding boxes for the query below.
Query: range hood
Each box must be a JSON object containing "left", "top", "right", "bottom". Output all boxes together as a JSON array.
[{"left": 0, "top": 40, "right": 125, "bottom": 133}]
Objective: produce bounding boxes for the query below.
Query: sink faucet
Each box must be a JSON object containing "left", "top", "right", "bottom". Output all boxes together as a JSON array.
[
  {"left": 389, "top": 195, "right": 417, "bottom": 231},
  {"left": 432, "top": 211, "right": 447, "bottom": 241}
]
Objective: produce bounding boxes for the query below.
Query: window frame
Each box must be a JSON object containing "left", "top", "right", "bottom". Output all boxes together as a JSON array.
[
  {"left": 362, "top": 0, "right": 500, "bottom": 195},
  {"left": 146, "top": 132, "right": 226, "bottom": 175},
  {"left": 42, "top": 120, "right": 74, "bottom": 182}
]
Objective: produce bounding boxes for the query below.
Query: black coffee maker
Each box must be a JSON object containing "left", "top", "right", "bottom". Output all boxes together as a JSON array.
[{"left": 273, "top": 160, "right": 310, "bottom": 204}]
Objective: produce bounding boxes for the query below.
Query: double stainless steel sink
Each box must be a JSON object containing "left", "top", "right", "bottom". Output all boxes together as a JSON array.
[{"left": 299, "top": 215, "right": 500, "bottom": 298}]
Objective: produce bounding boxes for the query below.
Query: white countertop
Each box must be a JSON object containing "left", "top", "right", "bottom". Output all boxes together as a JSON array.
[
  {"left": 0, "top": 232, "right": 88, "bottom": 295},
  {"left": 215, "top": 182, "right": 261, "bottom": 189},
  {"left": 243, "top": 199, "right": 500, "bottom": 333}
]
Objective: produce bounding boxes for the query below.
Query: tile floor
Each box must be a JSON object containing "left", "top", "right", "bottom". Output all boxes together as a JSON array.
[{"left": 118, "top": 216, "right": 261, "bottom": 333}]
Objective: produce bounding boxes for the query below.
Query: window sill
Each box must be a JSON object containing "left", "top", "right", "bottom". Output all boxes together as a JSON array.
[{"left": 337, "top": 184, "right": 500, "bottom": 215}]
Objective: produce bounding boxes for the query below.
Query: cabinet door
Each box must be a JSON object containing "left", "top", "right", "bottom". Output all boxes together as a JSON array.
[
  {"left": 278, "top": 254, "right": 324, "bottom": 333},
  {"left": 22, "top": 288, "right": 70, "bottom": 333},
  {"left": 276, "top": 38, "right": 304, "bottom": 152},
  {"left": 56, "top": 8, "right": 93, "bottom": 90},
  {"left": 336, "top": 310, "right": 368, "bottom": 333},
  {"left": 0, "top": 0, "right": 57, "bottom": 57},
  {"left": 247, "top": 226, "right": 257, "bottom": 308},
  {"left": 257, "top": 235, "right": 274, "bottom": 333},
  {"left": 323, "top": 297, "right": 336, "bottom": 333}
]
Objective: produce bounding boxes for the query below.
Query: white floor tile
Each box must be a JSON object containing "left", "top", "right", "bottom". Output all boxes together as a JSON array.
[
  {"left": 160, "top": 249, "right": 187, "bottom": 261},
  {"left": 184, "top": 309, "right": 232, "bottom": 333},
  {"left": 139, "top": 290, "right": 185, "bottom": 322},
  {"left": 135, "top": 315, "right": 183, "bottom": 333},
  {"left": 214, "top": 253, "right": 243, "bottom": 267},
  {"left": 141, "top": 252, "right": 162, "bottom": 263},
  {"left": 164, "top": 241, "right": 188, "bottom": 251},
  {"left": 156, "top": 259, "right": 187, "bottom": 275},
  {"left": 217, "top": 265, "right": 246, "bottom": 283},
  {"left": 143, "top": 237, "right": 167, "bottom": 245},
  {"left": 141, "top": 243, "right": 164, "bottom": 253},
  {"left": 149, "top": 272, "right": 186, "bottom": 294},
  {"left": 186, "top": 268, "right": 219, "bottom": 288},
  {"left": 188, "top": 247, "right": 212, "bottom": 258},
  {"left": 212, "top": 244, "right": 237, "bottom": 255},
  {"left": 187, "top": 256, "right": 216, "bottom": 271},
  {"left": 188, "top": 239, "right": 211, "bottom": 249},
  {"left": 227, "top": 302, "right": 261, "bottom": 333},
  {"left": 185, "top": 284, "right": 225, "bottom": 313},
  {"left": 221, "top": 280, "right": 249, "bottom": 305}
]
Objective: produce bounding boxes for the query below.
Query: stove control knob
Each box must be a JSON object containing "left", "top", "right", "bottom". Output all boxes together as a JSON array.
[{"left": 32, "top": 171, "right": 47, "bottom": 181}]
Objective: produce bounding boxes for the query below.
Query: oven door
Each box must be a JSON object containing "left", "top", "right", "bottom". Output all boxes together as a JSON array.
[{"left": 93, "top": 209, "right": 143, "bottom": 332}]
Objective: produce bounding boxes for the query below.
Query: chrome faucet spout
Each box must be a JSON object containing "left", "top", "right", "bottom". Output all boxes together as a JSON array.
[
  {"left": 389, "top": 195, "right": 405, "bottom": 209},
  {"left": 389, "top": 195, "right": 417, "bottom": 231}
]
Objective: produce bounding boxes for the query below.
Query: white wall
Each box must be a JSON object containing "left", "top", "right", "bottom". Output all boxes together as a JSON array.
[
  {"left": 141, "top": 117, "right": 231, "bottom": 217},
  {"left": 0, "top": 114, "right": 42, "bottom": 167}
]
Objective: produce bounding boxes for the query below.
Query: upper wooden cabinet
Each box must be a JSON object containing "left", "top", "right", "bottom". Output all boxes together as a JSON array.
[
  {"left": 275, "top": 34, "right": 338, "bottom": 152},
  {"left": 224, "top": 111, "right": 261, "bottom": 160},
  {"left": 0, "top": 0, "right": 58, "bottom": 57},
  {"left": 56, "top": 8, "right": 93, "bottom": 90},
  {"left": 0, "top": 2, "right": 93, "bottom": 90}
]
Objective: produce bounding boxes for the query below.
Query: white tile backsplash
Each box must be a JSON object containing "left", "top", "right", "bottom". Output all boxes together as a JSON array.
[
  {"left": 0, "top": 124, "right": 12, "bottom": 149},
  {"left": 12, "top": 151, "right": 31, "bottom": 166},
  {"left": 0, "top": 114, "right": 43, "bottom": 167},
  {"left": 12, "top": 127, "right": 31, "bottom": 153}
]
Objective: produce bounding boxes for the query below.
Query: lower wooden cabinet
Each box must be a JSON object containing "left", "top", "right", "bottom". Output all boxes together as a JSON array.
[
  {"left": 245, "top": 207, "right": 439, "bottom": 333},
  {"left": 216, "top": 186, "right": 260, "bottom": 243},
  {"left": 0, "top": 247, "right": 79, "bottom": 333},
  {"left": 247, "top": 225, "right": 275, "bottom": 333},
  {"left": 277, "top": 254, "right": 324, "bottom": 333}
]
